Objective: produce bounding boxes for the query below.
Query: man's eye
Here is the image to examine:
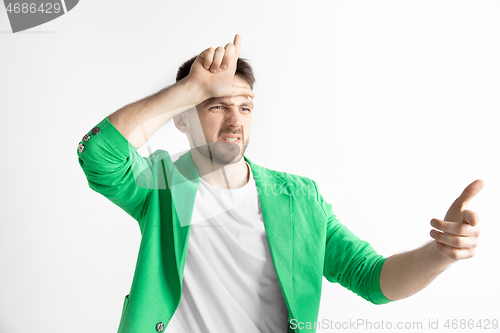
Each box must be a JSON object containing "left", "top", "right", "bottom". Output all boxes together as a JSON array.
[{"left": 209, "top": 106, "right": 251, "bottom": 112}]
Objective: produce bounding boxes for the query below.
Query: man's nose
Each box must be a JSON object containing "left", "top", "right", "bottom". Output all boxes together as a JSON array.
[{"left": 225, "top": 109, "right": 244, "bottom": 129}]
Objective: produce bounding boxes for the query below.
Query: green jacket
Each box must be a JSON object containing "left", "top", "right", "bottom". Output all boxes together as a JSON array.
[{"left": 77, "top": 116, "right": 391, "bottom": 333}]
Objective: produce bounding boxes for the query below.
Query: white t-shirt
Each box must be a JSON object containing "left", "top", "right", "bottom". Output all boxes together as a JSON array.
[{"left": 164, "top": 161, "right": 289, "bottom": 333}]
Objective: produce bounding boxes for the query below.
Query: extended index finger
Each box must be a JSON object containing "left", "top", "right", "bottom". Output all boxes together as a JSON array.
[{"left": 232, "top": 34, "right": 242, "bottom": 66}]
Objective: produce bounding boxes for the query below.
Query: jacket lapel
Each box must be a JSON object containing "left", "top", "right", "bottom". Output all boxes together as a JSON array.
[{"left": 245, "top": 156, "right": 295, "bottom": 317}]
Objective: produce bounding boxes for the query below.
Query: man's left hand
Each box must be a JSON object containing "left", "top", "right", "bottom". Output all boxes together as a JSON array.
[{"left": 429, "top": 179, "right": 485, "bottom": 261}]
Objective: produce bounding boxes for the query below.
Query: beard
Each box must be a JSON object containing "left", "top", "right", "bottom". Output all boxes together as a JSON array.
[{"left": 189, "top": 128, "right": 249, "bottom": 166}]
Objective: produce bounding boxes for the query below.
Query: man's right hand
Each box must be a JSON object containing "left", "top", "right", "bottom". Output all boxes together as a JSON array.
[
  {"left": 108, "top": 34, "right": 254, "bottom": 149},
  {"left": 186, "top": 34, "right": 255, "bottom": 102}
]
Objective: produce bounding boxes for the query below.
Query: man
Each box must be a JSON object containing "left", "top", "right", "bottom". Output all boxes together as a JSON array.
[{"left": 77, "top": 34, "right": 483, "bottom": 333}]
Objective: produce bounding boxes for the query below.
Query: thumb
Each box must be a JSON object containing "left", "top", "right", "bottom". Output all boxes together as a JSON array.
[
  {"left": 452, "top": 179, "right": 485, "bottom": 210},
  {"left": 233, "top": 85, "right": 255, "bottom": 99}
]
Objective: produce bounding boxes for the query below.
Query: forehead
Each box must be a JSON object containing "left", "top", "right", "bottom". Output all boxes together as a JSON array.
[{"left": 233, "top": 74, "right": 250, "bottom": 88}]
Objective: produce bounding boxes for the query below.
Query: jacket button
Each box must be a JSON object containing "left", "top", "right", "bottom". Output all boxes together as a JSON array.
[
  {"left": 156, "top": 322, "right": 164, "bottom": 332},
  {"left": 91, "top": 127, "right": 100, "bottom": 135},
  {"left": 82, "top": 133, "right": 90, "bottom": 141},
  {"left": 78, "top": 143, "right": 85, "bottom": 153}
]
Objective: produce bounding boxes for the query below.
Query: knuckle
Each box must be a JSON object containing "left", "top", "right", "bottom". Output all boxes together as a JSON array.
[
  {"left": 451, "top": 237, "right": 462, "bottom": 247},
  {"left": 449, "top": 250, "right": 460, "bottom": 261},
  {"left": 456, "top": 224, "right": 468, "bottom": 235}
]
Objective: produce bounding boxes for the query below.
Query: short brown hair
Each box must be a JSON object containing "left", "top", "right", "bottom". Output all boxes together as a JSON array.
[{"left": 176, "top": 55, "right": 256, "bottom": 90}]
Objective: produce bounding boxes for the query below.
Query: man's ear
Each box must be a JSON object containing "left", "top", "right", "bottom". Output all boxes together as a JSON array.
[{"left": 173, "top": 113, "right": 189, "bottom": 134}]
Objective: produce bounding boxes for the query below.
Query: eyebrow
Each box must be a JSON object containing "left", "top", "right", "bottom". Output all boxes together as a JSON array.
[{"left": 206, "top": 99, "right": 254, "bottom": 108}]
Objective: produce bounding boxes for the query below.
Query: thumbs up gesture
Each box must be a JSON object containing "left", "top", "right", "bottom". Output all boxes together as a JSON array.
[{"left": 430, "top": 179, "right": 485, "bottom": 261}]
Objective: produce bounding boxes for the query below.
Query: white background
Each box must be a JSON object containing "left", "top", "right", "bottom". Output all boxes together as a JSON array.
[{"left": 1, "top": 1, "right": 499, "bottom": 332}]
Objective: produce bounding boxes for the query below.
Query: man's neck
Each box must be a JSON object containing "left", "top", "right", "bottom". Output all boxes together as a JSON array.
[{"left": 190, "top": 149, "right": 249, "bottom": 189}]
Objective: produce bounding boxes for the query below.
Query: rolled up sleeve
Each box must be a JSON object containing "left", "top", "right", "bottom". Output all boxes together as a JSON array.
[
  {"left": 76, "top": 116, "right": 153, "bottom": 224},
  {"left": 314, "top": 181, "right": 392, "bottom": 305}
]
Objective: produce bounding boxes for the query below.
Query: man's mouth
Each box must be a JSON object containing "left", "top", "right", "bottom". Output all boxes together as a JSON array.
[{"left": 220, "top": 135, "right": 241, "bottom": 144}]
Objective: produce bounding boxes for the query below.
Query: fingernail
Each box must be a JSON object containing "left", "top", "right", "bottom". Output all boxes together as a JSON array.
[
  {"left": 221, "top": 64, "right": 227, "bottom": 70},
  {"left": 210, "top": 68, "right": 216, "bottom": 73},
  {"left": 205, "top": 65, "right": 209, "bottom": 69}
]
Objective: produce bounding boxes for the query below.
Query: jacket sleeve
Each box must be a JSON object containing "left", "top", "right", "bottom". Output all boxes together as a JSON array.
[
  {"left": 314, "top": 181, "right": 393, "bottom": 305},
  {"left": 77, "top": 116, "right": 154, "bottom": 224}
]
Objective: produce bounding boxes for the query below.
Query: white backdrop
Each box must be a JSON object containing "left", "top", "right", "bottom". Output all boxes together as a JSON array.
[{"left": 1, "top": 1, "right": 499, "bottom": 332}]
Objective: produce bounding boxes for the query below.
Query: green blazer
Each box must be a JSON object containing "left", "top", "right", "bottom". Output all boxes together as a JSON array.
[{"left": 77, "top": 117, "right": 391, "bottom": 333}]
